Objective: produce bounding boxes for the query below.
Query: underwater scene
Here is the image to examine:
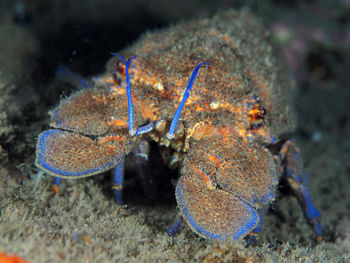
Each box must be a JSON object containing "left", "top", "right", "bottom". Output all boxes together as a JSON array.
[{"left": 0, "top": 0, "right": 349, "bottom": 262}]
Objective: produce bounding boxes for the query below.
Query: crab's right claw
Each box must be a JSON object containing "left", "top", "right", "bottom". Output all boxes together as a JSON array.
[{"left": 35, "top": 129, "right": 126, "bottom": 178}]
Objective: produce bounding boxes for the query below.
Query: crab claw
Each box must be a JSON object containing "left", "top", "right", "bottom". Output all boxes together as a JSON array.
[
  {"left": 49, "top": 86, "right": 129, "bottom": 136},
  {"left": 175, "top": 134, "right": 278, "bottom": 240},
  {"left": 35, "top": 129, "right": 126, "bottom": 178},
  {"left": 176, "top": 171, "right": 259, "bottom": 240}
]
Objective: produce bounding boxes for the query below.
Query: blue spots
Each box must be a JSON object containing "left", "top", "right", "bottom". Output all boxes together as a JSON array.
[{"left": 245, "top": 95, "right": 259, "bottom": 112}]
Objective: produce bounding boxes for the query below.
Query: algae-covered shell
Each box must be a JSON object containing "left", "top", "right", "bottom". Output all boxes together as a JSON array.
[{"left": 107, "top": 10, "right": 296, "bottom": 144}]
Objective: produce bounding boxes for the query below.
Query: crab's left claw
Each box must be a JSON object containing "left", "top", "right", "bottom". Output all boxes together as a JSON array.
[
  {"left": 175, "top": 134, "right": 278, "bottom": 240},
  {"left": 35, "top": 129, "right": 129, "bottom": 178},
  {"left": 176, "top": 171, "right": 259, "bottom": 240}
]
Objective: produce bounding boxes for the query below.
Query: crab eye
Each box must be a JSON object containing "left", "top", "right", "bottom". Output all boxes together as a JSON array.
[
  {"left": 247, "top": 104, "right": 266, "bottom": 129},
  {"left": 116, "top": 61, "right": 126, "bottom": 77}
]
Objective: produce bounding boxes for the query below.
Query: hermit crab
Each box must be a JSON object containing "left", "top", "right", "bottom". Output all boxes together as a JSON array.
[{"left": 35, "top": 11, "right": 322, "bottom": 241}]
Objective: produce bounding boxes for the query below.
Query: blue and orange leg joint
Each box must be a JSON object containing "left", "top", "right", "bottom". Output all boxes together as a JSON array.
[
  {"left": 53, "top": 177, "right": 62, "bottom": 194},
  {"left": 112, "top": 157, "right": 125, "bottom": 205}
]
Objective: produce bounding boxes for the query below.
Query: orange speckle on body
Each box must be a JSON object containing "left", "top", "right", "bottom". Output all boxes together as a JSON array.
[
  {"left": 216, "top": 127, "right": 233, "bottom": 137},
  {"left": 193, "top": 168, "right": 216, "bottom": 190},
  {"left": 98, "top": 136, "right": 123, "bottom": 144},
  {"left": 132, "top": 95, "right": 157, "bottom": 120},
  {"left": 247, "top": 105, "right": 266, "bottom": 125},
  {"left": 108, "top": 119, "right": 128, "bottom": 128},
  {"left": 191, "top": 123, "right": 216, "bottom": 141},
  {"left": 208, "top": 155, "right": 220, "bottom": 168}
]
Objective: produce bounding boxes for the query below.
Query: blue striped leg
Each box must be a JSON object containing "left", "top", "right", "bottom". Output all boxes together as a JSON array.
[
  {"left": 167, "top": 217, "right": 183, "bottom": 236},
  {"left": 281, "top": 141, "right": 322, "bottom": 242},
  {"left": 112, "top": 157, "right": 125, "bottom": 205}
]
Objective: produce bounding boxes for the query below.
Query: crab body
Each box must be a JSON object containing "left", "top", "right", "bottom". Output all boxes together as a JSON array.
[{"left": 35, "top": 11, "right": 322, "bottom": 241}]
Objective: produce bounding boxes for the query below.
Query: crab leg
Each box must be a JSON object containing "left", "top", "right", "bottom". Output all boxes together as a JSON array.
[
  {"left": 53, "top": 177, "right": 62, "bottom": 194},
  {"left": 112, "top": 157, "right": 125, "bottom": 205},
  {"left": 167, "top": 217, "right": 184, "bottom": 236},
  {"left": 281, "top": 141, "right": 322, "bottom": 242}
]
